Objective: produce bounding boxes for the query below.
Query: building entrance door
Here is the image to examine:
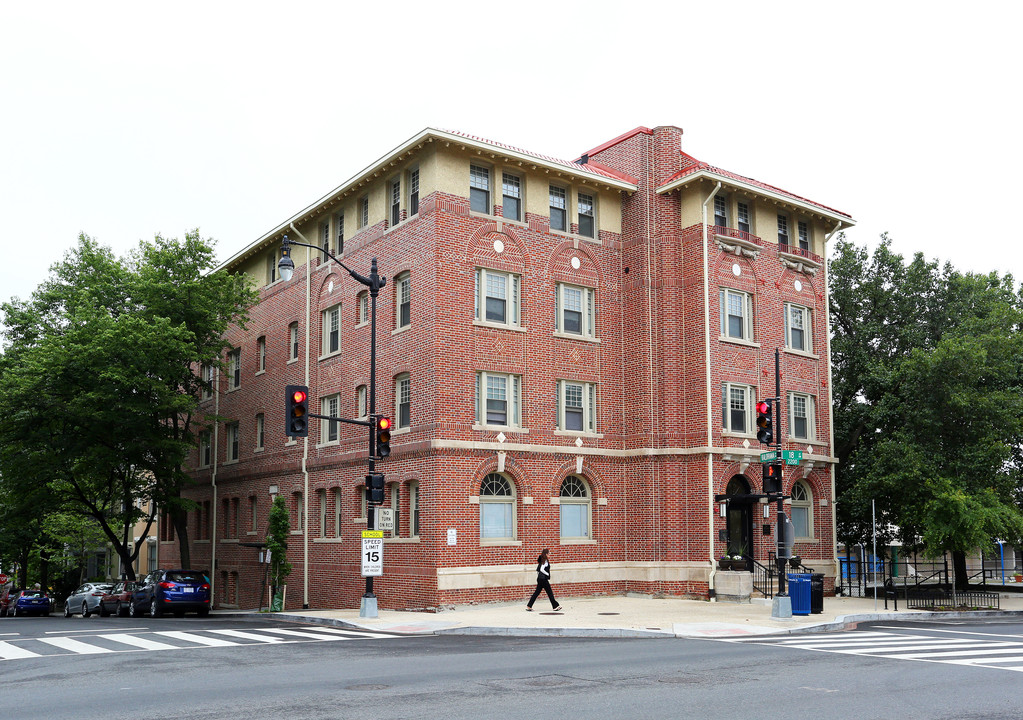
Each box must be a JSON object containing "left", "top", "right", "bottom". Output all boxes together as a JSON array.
[{"left": 725, "top": 475, "right": 754, "bottom": 562}]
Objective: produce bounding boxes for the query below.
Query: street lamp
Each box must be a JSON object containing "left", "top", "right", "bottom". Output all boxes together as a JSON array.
[{"left": 277, "top": 232, "right": 387, "bottom": 617}]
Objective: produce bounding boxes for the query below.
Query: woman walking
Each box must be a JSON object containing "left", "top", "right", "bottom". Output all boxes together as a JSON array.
[{"left": 526, "top": 548, "right": 563, "bottom": 611}]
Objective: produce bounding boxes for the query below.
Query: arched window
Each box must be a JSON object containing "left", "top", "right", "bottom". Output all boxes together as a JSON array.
[
  {"left": 480, "top": 473, "right": 516, "bottom": 541},
  {"left": 559, "top": 475, "right": 591, "bottom": 540},
  {"left": 790, "top": 481, "right": 813, "bottom": 539}
]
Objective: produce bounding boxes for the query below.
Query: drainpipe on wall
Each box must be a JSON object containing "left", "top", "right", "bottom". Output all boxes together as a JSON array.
[
  {"left": 289, "top": 223, "right": 313, "bottom": 609},
  {"left": 823, "top": 220, "right": 843, "bottom": 579},
  {"left": 703, "top": 182, "right": 722, "bottom": 600},
  {"left": 210, "top": 372, "right": 220, "bottom": 604}
]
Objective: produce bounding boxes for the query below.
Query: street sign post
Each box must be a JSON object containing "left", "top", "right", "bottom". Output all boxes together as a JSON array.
[{"left": 361, "top": 530, "right": 383, "bottom": 577}]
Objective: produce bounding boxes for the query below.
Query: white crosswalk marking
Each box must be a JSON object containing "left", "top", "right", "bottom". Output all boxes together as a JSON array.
[
  {"left": 39, "top": 637, "right": 113, "bottom": 654},
  {"left": 0, "top": 641, "right": 41, "bottom": 660},
  {"left": 206, "top": 629, "right": 287, "bottom": 642},
  {"left": 99, "top": 633, "right": 181, "bottom": 650},
  {"left": 255, "top": 627, "right": 350, "bottom": 640},
  {"left": 155, "top": 630, "right": 240, "bottom": 647},
  {"left": 737, "top": 630, "right": 1023, "bottom": 673}
]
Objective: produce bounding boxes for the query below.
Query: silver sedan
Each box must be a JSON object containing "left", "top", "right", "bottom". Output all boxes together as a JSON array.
[{"left": 63, "top": 582, "right": 114, "bottom": 618}]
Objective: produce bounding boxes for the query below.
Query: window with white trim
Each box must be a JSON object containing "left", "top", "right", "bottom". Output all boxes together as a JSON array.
[
  {"left": 798, "top": 220, "right": 810, "bottom": 251},
  {"left": 475, "top": 268, "right": 520, "bottom": 328},
  {"left": 322, "top": 303, "right": 341, "bottom": 355},
  {"left": 475, "top": 371, "right": 521, "bottom": 428},
  {"left": 407, "top": 167, "right": 419, "bottom": 217},
  {"left": 558, "top": 380, "right": 597, "bottom": 433},
  {"left": 722, "top": 383, "right": 754, "bottom": 435},
  {"left": 549, "top": 185, "right": 567, "bottom": 231},
  {"left": 777, "top": 214, "right": 789, "bottom": 245},
  {"left": 356, "top": 384, "right": 368, "bottom": 420},
  {"left": 714, "top": 194, "right": 728, "bottom": 226},
  {"left": 317, "top": 488, "right": 327, "bottom": 538},
  {"left": 785, "top": 303, "right": 811, "bottom": 352},
  {"left": 321, "top": 394, "right": 340, "bottom": 444},
  {"left": 790, "top": 480, "right": 813, "bottom": 538},
  {"left": 480, "top": 473, "right": 515, "bottom": 541},
  {"left": 292, "top": 491, "right": 304, "bottom": 534},
  {"left": 788, "top": 392, "right": 816, "bottom": 440},
  {"left": 470, "top": 164, "right": 490, "bottom": 214},
  {"left": 333, "top": 488, "right": 343, "bottom": 537},
  {"left": 409, "top": 481, "right": 420, "bottom": 538},
  {"left": 226, "top": 422, "right": 239, "bottom": 462},
  {"left": 255, "top": 413, "right": 264, "bottom": 450},
  {"left": 320, "top": 221, "right": 330, "bottom": 262},
  {"left": 228, "top": 349, "right": 241, "bottom": 390},
  {"left": 502, "top": 173, "right": 521, "bottom": 221},
  {"left": 335, "top": 212, "right": 345, "bottom": 255},
  {"left": 395, "top": 272, "right": 411, "bottom": 329},
  {"left": 266, "top": 250, "right": 279, "bottom": 286},
  {"left": 556, "top": 283, "right": 595, "bottom": 337},
  {"left": 737, "top": 201, "right": 751, "bottom": 233},
  {"left": 199, "top": 430, "right": 211, "bottom": 468},
  {"left": 720, "top": 288, "right": 753, "bottom": 341},
  {"left": 357, "top": 291, "right": 369, "bottom": 326},
  {"left": 200, "top": 364, "right": 214, "bottom": 400},
  {"left": 257, "top": 336, "right": 266, "bottom": 372},
  {"left": 289, "top": 322, "right": 299, "bottom": 361},
  {"left": 559, "top": 475, "right": 591, "bottom": 539},
  {"left": 359, "top": 196, "right": 369, "bottom": 229},
  {"left": 577, "top": 192, "right": 595, "bottom": 238},
  {"left": 395, "top": 373, "right": 410, "bottom": 429},
  {"left": 389, "top": 177, "right": 401, "bottom": 226}
]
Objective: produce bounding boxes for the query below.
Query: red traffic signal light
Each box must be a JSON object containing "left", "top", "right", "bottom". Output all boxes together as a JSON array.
[
  {"left": 756, "top": 399, "right": 773, "bottom": 445},
  {"left": 285, "top": 384, "right": 309, "bottom": 437},
  {"left": 376, "top": 416, "right": 392, "bottom": 458}
]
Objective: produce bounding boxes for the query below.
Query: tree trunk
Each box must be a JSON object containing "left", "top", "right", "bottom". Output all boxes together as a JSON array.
[
  {"left": 172, "top": 509, "right": 191, "bottom": 569},
  {"left": 39, "top": 551, "right": 50, "bottom": 591},
  {"left": 952, "top": 550, "right": 969, "bottom": 591}
]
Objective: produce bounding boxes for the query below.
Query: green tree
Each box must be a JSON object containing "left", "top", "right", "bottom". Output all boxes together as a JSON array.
[
  {"left": 0, "top": 232, "right": 256, "bottom": 578},
  {"left": 265, "top": 496, "right": 292, "bottom": 600},
  {"left": 831, "top": 237, "right": 1023, "bottom": 588}
]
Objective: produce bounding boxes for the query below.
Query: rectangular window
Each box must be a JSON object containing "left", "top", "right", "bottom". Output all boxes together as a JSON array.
[
  {"left": 255, "top": 413, "right": 265, "bottom": 450},
  {"left": 226, "top": 422, "right": 239, "bottom": 462},
  {"left": 407, "top": 167, "right": 419, "bottom": 217},
  {"left": 578, "top": 193, "right": 595, "bottom": 238},
  {"left": 396, "top": 375, "right": 411, "bottom": 429},
  {"left": 481, "top": 502, "right": 513, "bottom": 540},
  {"left": 798, "top": 221, "right": 810, "bottom": 251},
  {"left": 293, "top": 493, "right": 303, "bottom": 534},
  {"left": 410, "top": 482, "right": 420, "bottom": 538},
  {"left": 556, "top": 283, "right": 596, "bottom": 337},
  {"left": 359, "top": 196, "right": 369, "bottom": 228},
  {"left": 737, "top": 202, "right": 751, "bottom": 233},
  {"left": 266, "top": 250, "right": 278, "bottom": 286},
  {"left": 476, "top": 371, "right": 521, "bottom": 428},
  {"left": 321, "top": 221, "right": 330, "bottom": 262},
  {"left": 257, "top": 336, "right": 266, "bottom": 372},
  {"left": 720, "top": 288, "right": 753, "bottom": 341},
  {"left": 396, "top": 272, "right": 411, "bottom": 329},
  {"left": 390, "top": 177, "right": 401, "bottom": 226},
  {"left": 333, "top": 488, "right": 343, "bottom": 537},
  {"left": 321, "top": 394, "right": 340, "bottom": 443},
  {"left": 549, "top": 185, "right": 567, "bottom": 231},
  {"left": 357, "top": 292, "right": 369, "bottom": 325},
  {"left": 788, "top": 392, "right": 816, "bottom": 440},
  {"left": 289, "top": 323, "right": 299, "bottom": 361},
  {"left": 470, "top": 164, "right": 490, "bottom": 213},
  {"left": 199, "top": 431, "right": 211, "bottom": 468},
  {"left": 475, "top": 268, "right": 520, "bottom": 327},
  {"left": 714, "top": 195, "right": 728, "bottom": 227},
  {"left": 322, "top": 304, "right": 341, "bottom": 355},
  {"left": 318, "top": 488, "right": 327, "bottom": 538},
  {"left": 777, "top": 214, "right": 789, "bottom": 245},
  {"left": 722, "top": 383, "right": 754, "bottom": 435},
  {"left": 558, "top": 380, "right": 597, "bottom": 433},
  {"left": 502, "top": 173, "right": 521, "bottom": 221},
  {"left": 200, "top": 364, "right": 214, "bottom": 400},
  {"left": 228, "top": 349, "right": 241, "bottom": 390},
  {"left": 357, "top": 385, "right": 368, "bottom": 420},
  {"left": 785, "top": 303, "right": 811, "bottom": 352},
  {"left": 336, "top": 213, "right": 345, "bottom": 255}
]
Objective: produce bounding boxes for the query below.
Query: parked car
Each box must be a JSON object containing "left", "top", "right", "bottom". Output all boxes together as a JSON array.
[
  {"left": 6, "top": 589, "right": 51, "bottom": 617},
  {"left": 129, "top": 569, "right": 210, "bottom": 618},
  {"left": 63, "top": 582, "right": 114, "bottom": 618},
  {"left": 98, "top": 580, "right": 138, "bottom": 617},
  {"left": 0, "top": 586, "right": 21, "bottom": 617}
]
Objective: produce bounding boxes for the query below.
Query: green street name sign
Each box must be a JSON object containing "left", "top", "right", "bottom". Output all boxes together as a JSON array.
[{"left": 760, "top": 451, "right": 777, "bottom": 462}]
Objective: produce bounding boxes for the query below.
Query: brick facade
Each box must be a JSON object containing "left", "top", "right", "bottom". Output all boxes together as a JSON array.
[{"left": 160, "top": 126, "right": 853, "bottom": 610}]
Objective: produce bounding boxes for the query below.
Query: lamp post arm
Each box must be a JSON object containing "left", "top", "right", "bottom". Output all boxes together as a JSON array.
[{"left": 281, "top": 231, "right": 386, "bottom": 291}]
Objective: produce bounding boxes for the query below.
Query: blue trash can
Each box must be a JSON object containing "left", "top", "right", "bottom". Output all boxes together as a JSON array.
[{"left": 788, "top": 573, "right": 811, "bottom": 615}]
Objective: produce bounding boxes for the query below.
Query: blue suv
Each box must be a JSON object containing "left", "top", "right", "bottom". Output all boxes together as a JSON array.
[{"left": 129, "top": 569, "right": 211, "bottom": 618}]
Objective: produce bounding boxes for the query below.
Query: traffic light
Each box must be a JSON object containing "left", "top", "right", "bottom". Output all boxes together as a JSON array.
[
  {"left": 366, "top": 473, "right": 385, "bottom": 504},
  {"left": 763, "top": 462, "right": 783, "bottom": 495},
  {"left": 756, "top": 399, "right": 774, "bottom": 445},
  {"left": 375, "top": 416, "right": 392, "bottom": 458},
  {"left": 285, "top": 385, "right": 309, "bottom": 437}
]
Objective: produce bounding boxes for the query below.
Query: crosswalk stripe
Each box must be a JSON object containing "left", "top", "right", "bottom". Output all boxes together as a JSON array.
[
  {"left": 0, "top": 641, "right": 40, "bottom": 659},
  {"left": 784, "top": 638, "right": 978, "bottom": 649},
  {"left": 39, "top": 637, "right": 113, "bottom": 654},
  {"left": 206, "top": 629, "right": 287, "bottom": 643},
  {"left": 255, "top": 628, "right": 348, "bottom": 640},
  {"left": 154, "top": 630, "right": 239, "bottom": 647},
  {"left": 98, "top": 633, "right": 181, "bottom": 651},
  {"left": 883, "top": 647, "right": 1023, "bottom": 659},
  {"left": 301, "top": 627, "right": 399, "bottom": 639}
]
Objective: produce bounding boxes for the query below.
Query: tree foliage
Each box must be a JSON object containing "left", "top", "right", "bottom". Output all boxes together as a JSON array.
[
  {"left": 830, "top": 236, "right": 1023, "bottom": 586},
  {"left": 0, "top": 232, "right": 256, "bottom": 578},
  {"left": 266, "top": 496, "right": 292, "bottom": 589}
]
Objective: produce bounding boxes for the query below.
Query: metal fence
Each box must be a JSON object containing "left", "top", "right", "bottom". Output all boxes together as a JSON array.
[{"left": 838, "top": 548, "right": 1019, "bottom": 598}]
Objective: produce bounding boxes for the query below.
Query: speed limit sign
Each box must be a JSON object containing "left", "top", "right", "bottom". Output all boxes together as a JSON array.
[{"left": 361, "top": 530, "right": 383, "bottom": 577}]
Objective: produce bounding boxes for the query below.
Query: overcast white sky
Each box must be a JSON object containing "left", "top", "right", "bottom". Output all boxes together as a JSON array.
[{"left": 3, "top": 1, "right": 1020, "bottom": 308}]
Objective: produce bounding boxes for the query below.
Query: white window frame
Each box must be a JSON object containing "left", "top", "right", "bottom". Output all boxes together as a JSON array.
[
  {"left": 359, "top": 196, "right": 369, "bottom": 229},
  {"left": 320, "top": 221, "right": 331, "bottom": 262},
  {"left": 395, "top": 272, "right": 411, "bottom": 330},
  {"left": 395, "top": 373, "right": 411, "bottom": 429},
  {"left": 557, "top": 380, "right": 597, "bottom": 434},
  {"left": 228, "top": 349, "right": 241, "bottom": 390},
  {"left": 722, "top": 383, "right": 755, "bottom": 435},
  {"left": 777, "top": 213, "right": 790, "bottom": 245},
  {"left": 389, "top": 177, "right": 401, "bottom": 226},
  {"left": 787, "top": 392, "right": 816, "bottom": 441},
  {"left": 257, "top": 336, "right": 266, "bottom": 373},
  {"left": 333, "top": 488, "right": 343, "bottom": 537},
  {"left": 357, "top": 291, "right": 369, "bottom": 326},
  {"left": 199, "top": 430, "right": 212, "bottom": 468},
  {"left": 549, "top": 185, "right": 567, "bottom": 232},
  {"left": 289, "top": 322, "right": 299, "bottom": 361},
  {"left": 226, "top": 422, "right": 239, "bottom": 462},
  {"left": 335, "top": 212, "right": 345, "bottom": 256},
  {"left": 559, "top": 475, "right": 591, "bottom": 540},
  {"left": 255, "top": 413, "right": 264, "bottom": 451},
  {"left": 790, "top": 480, "right": 813, "bottom": 539},
  {"left": 798, "top": 220, "right": 810, "bottom": 251},
  {"left": 409, "top": 481, "right": 420, "bottom": 538},
  {"left": 469, "top": 164, "right": 491, "bottom": 214},
  {"left": 577, "top": 192, "right": 595, "bottom": 238},
  {"left": 502, "top": 173, "right": 522, "bottom": 222},
  {"left": 407, "top": 167, "right": 419, "bottom": 217},
  {"left": 357, "top": 385, "right": 368, "bottom": 421},
  {"left": 555, "top": 282, "right": 596, "bottom": 338},
  {"left": 479, "top": 473, "right": 516, "bottom": 542},
  {"left": 322, "top": 303, "right": 341, "bottom": 356},
  {"left": 320, "top": 394, "right": 340, "bottom": 445},
  {"left": 317, "top": 488, "right": 327, "bottom": 538},
  {"left": 737, "top": 201, "right": 751, "bottom": 234},
  {"left": 714, "top": 194, "right": 728, "bottom": 227},
  {"left": 200, "top": 364, "right": 214, "bottom": 400},
  {"left": 475, "top": 371, "right": 522, "bottom": 429},
  {"left": 720, "top": 288, "right": 753, "bottom": 342},
  {"left": 475, "top": 268, "right": 521, "bottom": 329},
  {"left": 785, "top": 303, "right": 812, "bottom": 353}
]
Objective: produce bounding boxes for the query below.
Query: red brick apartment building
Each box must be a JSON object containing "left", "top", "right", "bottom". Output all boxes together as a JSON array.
[{"left": 162, "top": 126, "right": 854, "bottom": 610}]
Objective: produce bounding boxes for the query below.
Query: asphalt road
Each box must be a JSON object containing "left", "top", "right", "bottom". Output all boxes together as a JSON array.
[{"left": 3, "top": 615, "right": 1022, "bottom": 719}]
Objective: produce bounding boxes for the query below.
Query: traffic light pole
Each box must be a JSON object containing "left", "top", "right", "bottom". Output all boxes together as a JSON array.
[{"left": 774, "top": 348, "right": 787, "bottom": 599}]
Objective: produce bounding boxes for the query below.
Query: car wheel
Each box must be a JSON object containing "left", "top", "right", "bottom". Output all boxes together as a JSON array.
[
  {"left": 98, "top": 602, "right": 109, "bottom": 618},
  {"left": 117, "top": 601, "right": 127, "bottom": 618},
  {"left": 128, "top": 600, "right": 137, "bottom": 618},
  {"left": 12, "top": 607, "right": 19, "bottom": 617},
  {"left": 64, "top": 602, "right": 72, "bottom": 618},
  {"left": 82, "top": 601, "right": 90, "bottom": 618},
  {"left": 148, "top": 599, "right": 161, "bottom": 618}
]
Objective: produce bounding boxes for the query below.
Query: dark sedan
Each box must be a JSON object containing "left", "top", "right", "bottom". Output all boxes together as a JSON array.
[
  {"left": 129, "top": 569, "right": 210, "bottom": 618},
  {"left": 98, "top": 580, "right": 138, "bottom": 617},
  {"left": 7, "top": 589, "right": 51, "bottom": 617}
]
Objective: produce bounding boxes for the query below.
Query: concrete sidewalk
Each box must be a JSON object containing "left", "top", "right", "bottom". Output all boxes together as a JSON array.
[{"left": 270, "top": 591, "right": 1023, "bottom": 639}]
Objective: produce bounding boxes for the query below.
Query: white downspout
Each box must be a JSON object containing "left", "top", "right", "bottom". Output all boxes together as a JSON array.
[
  {"left": 823, "top": 220, "right": 843, "bottom": 580},
  {"left": 703, "top": 182, "right": 722, "bottom": 599},
  {"left": 210, "top": 372, "right": 220, "bottom": 604},
  {"left": 290, "top": 223, "right": 312, "bottom": 610}
]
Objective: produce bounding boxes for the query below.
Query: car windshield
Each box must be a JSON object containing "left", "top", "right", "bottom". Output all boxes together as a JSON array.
[{"left": 167, "top": 572, "right": 205, "bottom": 583}]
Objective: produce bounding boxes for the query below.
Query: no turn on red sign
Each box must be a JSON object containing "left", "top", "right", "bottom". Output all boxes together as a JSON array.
[{"left": 0, "top": 574, "right": 9, "bottom": 585}]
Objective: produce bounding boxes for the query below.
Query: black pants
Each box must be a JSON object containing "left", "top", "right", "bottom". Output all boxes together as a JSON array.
[{"left": 527, "top": 578, "right": 558, "bottom": 609}]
